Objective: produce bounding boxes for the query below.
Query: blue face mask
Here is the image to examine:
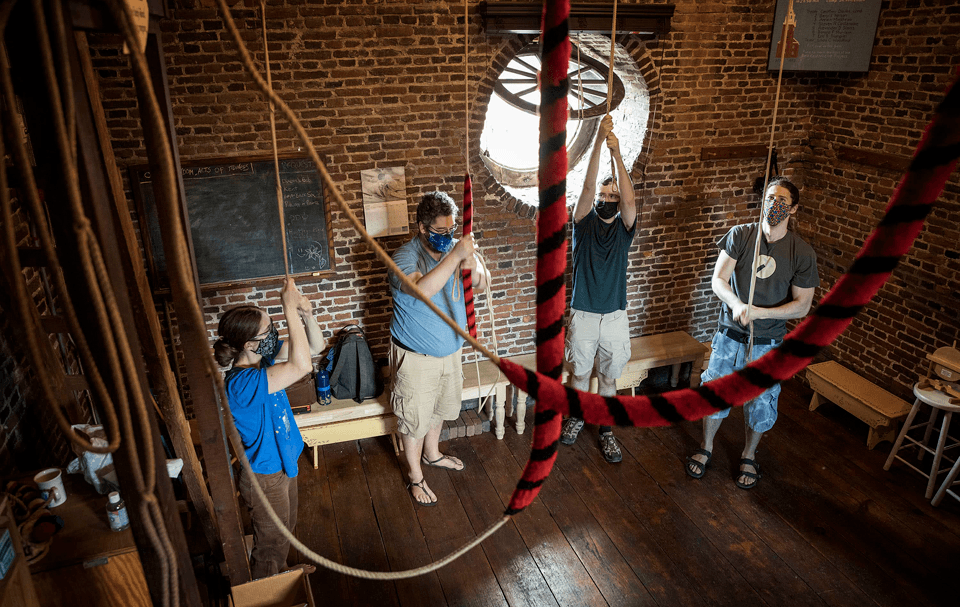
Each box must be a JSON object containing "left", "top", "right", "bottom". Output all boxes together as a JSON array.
[
  {"left": 254, "top": 324, "right": 280, "bottom": 359},
  {"left": 426, "top": 231, "right": 454, "bottom": 253}
]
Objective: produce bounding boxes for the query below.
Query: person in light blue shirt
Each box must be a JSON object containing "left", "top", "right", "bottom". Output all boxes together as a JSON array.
[
  {"left": 213, "top": 278, "right": 325, "bottom": 579},
  {"left": 388, "top": 191, "right": 487, "bottom": 506}
]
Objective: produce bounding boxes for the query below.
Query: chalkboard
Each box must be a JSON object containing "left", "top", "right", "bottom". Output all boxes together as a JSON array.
[
  {"left": 131, "top": 156, "right": 335, "bottom": 290},
  {"left": 768, "top": 0, "right": 882, "bottom": 72}
]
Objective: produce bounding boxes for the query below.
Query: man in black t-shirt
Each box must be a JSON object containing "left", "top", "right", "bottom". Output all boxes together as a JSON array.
[
  {"left": 685, "top": 176, "right": 819, "bottom": 488},
  {"left": 560, "top": 115, "right": 638, "bottom": 463}
]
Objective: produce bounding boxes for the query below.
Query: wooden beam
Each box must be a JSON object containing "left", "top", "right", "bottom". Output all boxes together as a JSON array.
[
  {"left": 74, "top": 30, "right": 221, "bottom": 558},
  {"left": 140, "top": 31, "right": 251, "bottom": 585},
  {"left": 700, "top": 145, "right": 769, "bottom": 162},
  {"left": 480, "top": 2, "right": 674, "bottom": 35},
  {"left": 837, "top": 146, "right": 910, "bottom": 173}
]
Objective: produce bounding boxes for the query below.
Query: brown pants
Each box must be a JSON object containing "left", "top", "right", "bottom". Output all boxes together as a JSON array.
[{"left": 238, "top": 469, "right": 298, "bottom": 579}]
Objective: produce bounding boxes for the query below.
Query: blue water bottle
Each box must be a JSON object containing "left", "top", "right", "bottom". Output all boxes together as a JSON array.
[{"left": 316, "top": 368, "right": 332, "bottom": 406}]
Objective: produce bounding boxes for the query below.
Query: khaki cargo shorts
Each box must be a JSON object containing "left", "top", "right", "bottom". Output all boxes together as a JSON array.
[
  {"left": 390, "top": 342, "right": 463, "bottom": 439},
  {"left": 564, "top": 309, "right": 630, "bottom": 380}
]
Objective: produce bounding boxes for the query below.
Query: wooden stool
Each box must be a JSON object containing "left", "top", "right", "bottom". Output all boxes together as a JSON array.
[{"left": 883, "top": 381, "right": 960, "bottom": 500}]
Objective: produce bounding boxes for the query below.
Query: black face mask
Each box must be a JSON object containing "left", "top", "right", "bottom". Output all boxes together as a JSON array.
[
  {"left": 595, "top": 199, "right": 620, "bottom": 220},
  {"left": 254, "top": 324, "right": 280, "bottom": 359}
]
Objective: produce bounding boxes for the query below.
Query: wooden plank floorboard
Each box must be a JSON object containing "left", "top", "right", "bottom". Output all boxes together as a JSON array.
[
  {"left": 500, "top": 424, "right": 658, "bottom": 607},
  {"left": 651, "top": 422, "right": 886, "bottom": 607},
  {"left": 324, "top": 441, "right": 401, "bottom": 607},
  {"left": 615, "top": 423, "right": 828, "bottom": 607},
  {"left": 556, "top": 433, "right": 729, "bottom": 607},
  {"left": 563, "top": 428, "right": 766, "bottom": 607},
  {"left": 358, "top": 436, "right": 447, "bottom": 607},
  {"left": 779, "top": 380, "right": 960, "bottom": 535},
  {"left": 295, "top": 448, "right": 352, "bottom": 605},
  {"left": 450, "top": 440, "right": 561, "bottom": 607},
  {"left": 415, "top": 441, "right": 509, "bottom": 607},
  {"left": 470, "top": 429, "right": 608, "bottom": 607}
]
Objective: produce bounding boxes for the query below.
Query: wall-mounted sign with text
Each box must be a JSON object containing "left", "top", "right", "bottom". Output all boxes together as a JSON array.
[{"left": 768, "top": 0, "right": 882, "bottom": 72}]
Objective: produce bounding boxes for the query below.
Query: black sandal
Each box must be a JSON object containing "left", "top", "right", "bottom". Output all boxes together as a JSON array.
[
  {"left": 685, "top": 448, "right": 712, "bottom": 479},
  {"left": 406, "top": 478, "right": 437, "bottom": 506},
  {"left": 735, "top": 458, "right": 761, "bottom": 489}
]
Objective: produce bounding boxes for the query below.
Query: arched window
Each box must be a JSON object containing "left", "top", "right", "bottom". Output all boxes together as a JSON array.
[{"left": 480, "top": 37, "right": 649, "bottom": 208}]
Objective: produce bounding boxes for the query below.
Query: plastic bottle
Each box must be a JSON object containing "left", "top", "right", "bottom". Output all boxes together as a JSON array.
[
  {"left": 106, "top": 491, "right": 129, "bottom": 532},
  {"left": 316, "top": 367, "right": 332, "bottom": 406}
]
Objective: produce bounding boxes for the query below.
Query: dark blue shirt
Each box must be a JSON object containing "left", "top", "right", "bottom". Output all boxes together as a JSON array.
[
  {"left": 571, "top": 209, "right": 636, "bottom": 314},
  {"left": 225, "top": 342, "right": 304, "bottom": 477}
]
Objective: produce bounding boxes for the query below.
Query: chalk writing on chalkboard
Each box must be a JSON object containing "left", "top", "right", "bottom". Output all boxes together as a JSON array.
[
  {"left": 768, "top": 0, "right": 882, "bottom": 73},
  {"left": 131, "top": 156, "right": 335, "bottom": 290}
]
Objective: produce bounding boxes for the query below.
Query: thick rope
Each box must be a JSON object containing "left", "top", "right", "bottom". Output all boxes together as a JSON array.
[
  {"left": 606, "top": 0, "right": 618, "bottom": 183},
  {"left": 507, "top": 0, "right": 571, "bottom": 516},
  {"left": 260, "top": 0, "right": 290, "bottom": 278},
  {"left": 745, "top": 0, "right": 795, "bottom": 356}
]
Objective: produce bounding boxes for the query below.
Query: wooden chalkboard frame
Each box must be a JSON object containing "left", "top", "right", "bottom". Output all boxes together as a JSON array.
[{"left": 130, "top": 154, "right": 336, "bottom": 292}]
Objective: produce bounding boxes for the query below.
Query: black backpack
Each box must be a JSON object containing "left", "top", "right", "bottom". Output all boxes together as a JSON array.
[{"left": 327, "top": 325, "right": 383, "bottom": 403}]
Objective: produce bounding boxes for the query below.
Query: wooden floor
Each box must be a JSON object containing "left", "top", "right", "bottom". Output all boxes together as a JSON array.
[{"left": 295, "top": 378, "right": 960, "bottom": 607}]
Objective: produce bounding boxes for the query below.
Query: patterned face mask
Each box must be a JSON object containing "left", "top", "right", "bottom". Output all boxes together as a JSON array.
[
  {"left": 253, "top": 324, "right": 280, "bottom": 359},
  {"left": 426, "top": 230, "right": 454, "bottom": 253},
  {"left": 764, "top": 194, "right": 792, "bottom": 227}
]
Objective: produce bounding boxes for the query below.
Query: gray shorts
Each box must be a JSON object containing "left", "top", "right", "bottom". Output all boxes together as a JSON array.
[
  {"left": 564, "top": 309, "right": 631, "bottom": 379},
  {"left": 390, "top": 343, "right": 463, "bottom": 439}
]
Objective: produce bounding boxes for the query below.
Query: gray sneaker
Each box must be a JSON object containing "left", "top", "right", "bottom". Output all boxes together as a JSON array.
[
  {"left": 560, "top": 417, "right": 584, "bottom": 445},
  {"left": 599, "top": 432, "right": 622, "bottom": 463}
]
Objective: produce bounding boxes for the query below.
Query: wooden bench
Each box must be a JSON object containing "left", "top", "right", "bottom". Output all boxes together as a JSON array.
[
  {"left": 502, "top": 331, "right": 710, "bottom": 436},
  {"left": 295, "top": 360, "right": 510, "bottom": 464},
  {"left": 806, "top": 361, "right": 913, "bottom": 449},
  {"left": 295, "top": 392, "right": 400, "bottom": 469}
]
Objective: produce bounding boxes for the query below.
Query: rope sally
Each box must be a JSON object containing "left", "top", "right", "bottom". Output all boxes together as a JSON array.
[{"left": 511, "top": 0, "right": 571, "bottom": 515}]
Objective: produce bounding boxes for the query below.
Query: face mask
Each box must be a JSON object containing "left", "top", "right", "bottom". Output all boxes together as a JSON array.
[
  {"left": 764, "top": 196, "right": 792, "bottom": 227},
  {"left": 595, "top": 199, "right": 619, "bottom": 220},
  {"left": 254, "top": 324, "right": 280, "bottom": 359},
  {"left": 426, "top": 231, "right": 454, "bottom": 253}
]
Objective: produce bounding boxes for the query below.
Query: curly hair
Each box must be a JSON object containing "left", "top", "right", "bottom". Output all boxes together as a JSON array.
[
  {"left": 416, "top": 190, "right": 458, "bottom": 229},
  {"left": 213, "top": 305, "right": 264, "bottom": 367}
]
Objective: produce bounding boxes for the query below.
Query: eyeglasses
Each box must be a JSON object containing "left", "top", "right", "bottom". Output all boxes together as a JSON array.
[
  {"left": 252, "top": 322, "right": 274, "bottom": 341},
  {"left": 765, "top": 194, "right": 792, "bottom": 205},
  {"left": 427, "top": 223, "right": 458, "bottom": 237}
]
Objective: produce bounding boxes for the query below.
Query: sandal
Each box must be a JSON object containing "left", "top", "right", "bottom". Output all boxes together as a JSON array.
[
  {"left": 736, "top": 458, "right": 762, "bottom": 489},
  {"left": 421, "top": 454, "right": 464, "bottom": 471},
  {"left": 406, "top": 479, "right": 437, "bottom": 506},
  {"left": 685, "top": 448, "right": 712, "bottom": 479}
]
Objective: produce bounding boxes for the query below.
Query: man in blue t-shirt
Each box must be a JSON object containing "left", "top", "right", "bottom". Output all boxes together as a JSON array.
[
  {"left": 685, "top": 176, "right": 819, "bottom": 489},
  {"left": 388, "top": 191, "right": 488, "bottom": 506},
  {"left": 561, "top": 115, "right": 638, "bottom": 463}
]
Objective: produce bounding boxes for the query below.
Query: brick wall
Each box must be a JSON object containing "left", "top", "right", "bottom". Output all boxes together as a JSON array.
[{"left": 72, "top": 0, "right": 959, "bottom": 423}]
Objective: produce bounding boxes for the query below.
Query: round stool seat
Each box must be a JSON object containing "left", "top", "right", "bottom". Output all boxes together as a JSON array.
[{"left": 913, "top": 382, "right": 960, "bottom": 411}]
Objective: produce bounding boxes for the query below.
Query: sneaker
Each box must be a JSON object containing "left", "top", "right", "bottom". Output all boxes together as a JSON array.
[
  {"left": 560, "top": 417, "right": 584, "bottom": 445},
  {"left": 599, "top": 432, "right": 622, "bottom": 463}
]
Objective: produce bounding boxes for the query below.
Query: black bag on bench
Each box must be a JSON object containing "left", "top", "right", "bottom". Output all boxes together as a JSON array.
[{"left": 327, "top": 325, "right": 383, "bottom": 403}]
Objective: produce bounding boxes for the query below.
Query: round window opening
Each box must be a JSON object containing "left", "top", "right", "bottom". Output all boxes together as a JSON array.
[{"left": 480, "top": 38, "right": 650, "bottom": 208}]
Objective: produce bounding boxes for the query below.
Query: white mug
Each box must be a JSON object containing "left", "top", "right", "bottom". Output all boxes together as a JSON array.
[{"left": 34, "top": 467, "right": 67, "bottom": 507}]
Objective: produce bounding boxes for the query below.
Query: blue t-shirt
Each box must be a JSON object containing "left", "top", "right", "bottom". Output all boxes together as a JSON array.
[
  {"left": 571, "top": 209, "right": 636, "bottom": 314},
  {"left": 225, "top": 344, "right": 303, "bottom": 477},
  {"left": 389, "top": 236, "right": 467, "bottom": 358}
]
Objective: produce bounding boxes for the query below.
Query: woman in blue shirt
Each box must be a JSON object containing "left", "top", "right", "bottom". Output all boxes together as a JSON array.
[{"left": 213, "top": 278, "right": 325, "bottom": 579}]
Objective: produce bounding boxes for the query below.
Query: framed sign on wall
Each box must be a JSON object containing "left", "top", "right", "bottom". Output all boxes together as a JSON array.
[{"left": 768, "top": 0, "right": 883, "bottom": 73}]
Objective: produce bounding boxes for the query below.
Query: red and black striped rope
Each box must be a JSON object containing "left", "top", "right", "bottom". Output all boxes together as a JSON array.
[
  {"left": 504, "top": 61, "right": 960, "bottom": 515},
  {"left": 462, "top": 172, "right": 477, "bottom": 337},
  {"left": 506, "top": 0, "right": 570, "bottom": 515}
]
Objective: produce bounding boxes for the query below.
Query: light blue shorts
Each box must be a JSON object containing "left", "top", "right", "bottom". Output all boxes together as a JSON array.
[{"left": 703, "top": 331, "right": 782, "bottom": 433}]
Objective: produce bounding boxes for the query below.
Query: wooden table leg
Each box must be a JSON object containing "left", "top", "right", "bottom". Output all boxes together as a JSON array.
[
  {"left": 691, "top": 354, "right": 704, "bottom": 387},
  {"left": 313, "top": 446, "right": 319, "bottom": 470},
  {"left": 494, "top": 390, "right": 506, "bottom": 440},
  {"left": 670, "top": 363, "right": 681, "bottom": 387},
  {"left": 516, "top": 391, "right": 529, "bottom": 434},
  {"left": 809, "top": 392, "right": 822, "bottom": 412}
]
